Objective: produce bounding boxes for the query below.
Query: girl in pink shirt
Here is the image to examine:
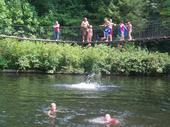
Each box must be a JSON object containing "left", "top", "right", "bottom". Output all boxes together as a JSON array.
[
  {"left": 53, "top": 21, "right": 60, "bottom": 40},
  {"left": 120, "top": 21, "right": 125, "bottom": 41}
]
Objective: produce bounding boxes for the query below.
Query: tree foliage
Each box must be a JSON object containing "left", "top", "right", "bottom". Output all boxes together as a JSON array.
[
  {"left": 0, "top": 0, "right": 12, "bottom": 34},
  {"left": 0, "top": 0, "right": 169, "bottom": 37}
]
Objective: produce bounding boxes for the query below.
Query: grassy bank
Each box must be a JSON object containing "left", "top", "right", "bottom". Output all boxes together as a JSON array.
[{"left": 0, "top": 39, "right": 170, "bottom": 75}]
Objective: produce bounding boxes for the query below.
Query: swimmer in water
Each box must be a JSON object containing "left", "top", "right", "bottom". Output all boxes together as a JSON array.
[
  {"left": 104, "top": 114, "right": 120, "bottom": 125},
  {"left": 48, "top": 103, "right": 57, "bottom": 118},
  {"left": 48, "top": 103, "right": 57, "bottom": 127}
]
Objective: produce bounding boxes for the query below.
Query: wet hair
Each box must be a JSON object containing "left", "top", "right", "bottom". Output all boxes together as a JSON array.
[
  {"left": 105, "top": 114, "right": 111, "bottom": 121},
  {"left": 51, "top": 103, "right": 56, "bottom": 108}
]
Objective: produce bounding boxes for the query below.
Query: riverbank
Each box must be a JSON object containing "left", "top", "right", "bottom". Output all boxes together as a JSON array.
[{"left": 0, "top": 39, "right": 169, "bottom": 75}]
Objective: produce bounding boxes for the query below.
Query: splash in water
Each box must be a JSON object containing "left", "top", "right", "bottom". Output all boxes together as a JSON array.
[
  {"left": 54, "top": 73, "right": 118, "bottom": 91},
  {"left": 54, "top": 82, "right": 119, "bottom": 91},
  {"left": 85, "top": 73, "right": 96, "bottom": 84},
  {"left": 70, "top": 82, "right": 99, "bottom": 90}
]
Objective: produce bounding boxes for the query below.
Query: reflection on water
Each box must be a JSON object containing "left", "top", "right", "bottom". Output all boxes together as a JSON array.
[{"left": 0, "top": 74, "right": 170, "bottom": 127}]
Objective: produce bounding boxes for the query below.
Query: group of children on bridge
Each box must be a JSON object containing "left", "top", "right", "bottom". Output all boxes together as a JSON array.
[
  {"left": 80, "top": 17, "right": 133, "bottom": 46},
  {"left": 53, "top": 17, "right": 132, "bottom": 46}
]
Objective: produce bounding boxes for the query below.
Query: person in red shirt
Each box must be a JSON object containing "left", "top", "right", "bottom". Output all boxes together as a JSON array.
[{"left": 53, "top": 21, "right": 60, "bottom": 40}]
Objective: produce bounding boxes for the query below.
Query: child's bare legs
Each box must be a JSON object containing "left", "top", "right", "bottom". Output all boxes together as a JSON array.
[
  {"left": 105, "top": 34, "right": 109, "bottom": 42},
  {"left": 87, "top": 36, "right": 92, "bottom": 46},
  {"left": 109, "top": 34, "right": 112, "bottom": 41},
  {"left": 82, "top": 34, "right": 86, "bottom": 42},
  {"left": 120, "top": 32, "right": 124, "bottom": 41},
  {"left": 82, "top": 30, "right": 87, "bottom": 42},
  {"left": 128, "top": 31, "right": 132, "bottom": 40},
  {"left": 82, "top": 35, "right": 85, "bottom": 42},
  {"left": 89, "top": 36, "right": 92, "bottom": 43}
]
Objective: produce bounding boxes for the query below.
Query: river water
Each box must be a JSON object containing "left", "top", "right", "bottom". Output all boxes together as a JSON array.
[{"left": 0, "top": 73, "right": 170, "bottom": 127}]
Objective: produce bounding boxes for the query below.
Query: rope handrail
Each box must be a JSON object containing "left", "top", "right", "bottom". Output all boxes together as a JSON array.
[{"left": 0, "top": 21, "right": 169, "bottom": 42}]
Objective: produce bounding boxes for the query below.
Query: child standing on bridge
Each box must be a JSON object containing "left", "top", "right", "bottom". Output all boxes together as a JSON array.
[
  {"left": 81, "top": 17, "right": 90, "bottom": 42},
  {"left": 119, "top": 21, "right": 126, "bottom": 41},
  {"left": 53, "top": 21, "right": 60, "bottom": 40},
  {"left": 127, "top": 21, "right": 133, "bottom": 40},
  {"left": 87, "top": 25, "right": 93, "bottom": 46}
]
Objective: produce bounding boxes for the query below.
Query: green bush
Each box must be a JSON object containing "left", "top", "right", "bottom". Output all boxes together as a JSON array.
[
  {"left": 0, "top": 39, "right": 169, "bottom": 75},
  {"left": 0, "top": 56, "right": 8, "bottom": 69}
]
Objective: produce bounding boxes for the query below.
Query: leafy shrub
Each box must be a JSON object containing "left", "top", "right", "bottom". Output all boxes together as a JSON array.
[
  {"left": 0, "top": 39, "right": 169, "bottom": 75},
  {"left": 0, "top": 56, "right": 8, "bottom": 69}
]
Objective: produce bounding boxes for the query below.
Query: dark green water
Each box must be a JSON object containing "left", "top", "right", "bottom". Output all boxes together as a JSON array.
[{"left": 0, "top": 73, "right": 170, "bottom": 127}]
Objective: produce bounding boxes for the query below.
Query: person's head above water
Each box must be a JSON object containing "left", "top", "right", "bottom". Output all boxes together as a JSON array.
[
  {"left": 50, "top": 103, "right": 56, "bottom": 110},
  {"left": 48, "top": 103, "right": 57, "bottom": 118},
  {"left": 105, "top": 114, "right": 111, "bottom": 121},
  {"left": 105, "top": 114, "right": 120, "bottom": 125}
]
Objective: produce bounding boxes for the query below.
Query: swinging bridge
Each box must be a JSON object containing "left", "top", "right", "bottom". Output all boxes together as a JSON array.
[{"left": 0, "top": 21, "right": 169, "bottom": 44}]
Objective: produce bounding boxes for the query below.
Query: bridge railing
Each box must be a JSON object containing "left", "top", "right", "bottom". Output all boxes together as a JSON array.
[
  {"left": 0, "top": 21, "right": 169, "bottom": 41},
  {"left": 133, "top": 21, "right": 170, "bottom": 39}
]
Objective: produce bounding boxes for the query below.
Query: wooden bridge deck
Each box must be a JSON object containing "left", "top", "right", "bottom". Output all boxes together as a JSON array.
[{"left": 0, "top": 34, "right": 169, "bottom": 44}]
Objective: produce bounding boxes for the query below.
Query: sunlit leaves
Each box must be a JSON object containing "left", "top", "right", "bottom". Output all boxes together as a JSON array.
[{"left": 0, "top": 39, "right": 169, "bottom": 75}]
